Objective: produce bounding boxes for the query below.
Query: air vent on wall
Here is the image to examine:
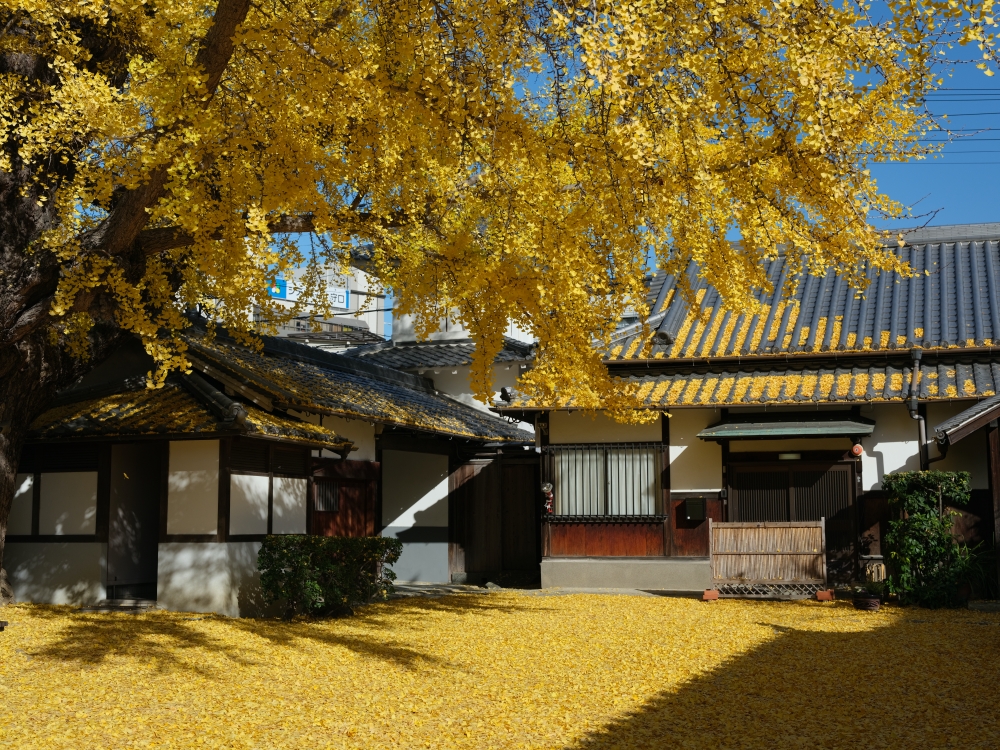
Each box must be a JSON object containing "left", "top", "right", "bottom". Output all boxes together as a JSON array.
[
  {"left": 272, "top": 447, "right": 309, "bottom": 476},
  {"left": 315, "top": 480, "right": 339, "bottom": 512},
  {"left": 19, "top": 443, "right": 100, "bottom": 473},
  {"left": 229, "top": 439, "right": 270, "bottom": 473}
]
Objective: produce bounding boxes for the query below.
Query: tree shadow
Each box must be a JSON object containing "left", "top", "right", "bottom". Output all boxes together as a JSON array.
[
  {"left": 19, "top": 593, "right": 542, "bottom": 676},
  {"left": 226, "top": 593, "right": 544, "bottom": 671},
  {"left": 567, "top": 603, "right": 1000, "bottom": 749},
  {"left": 22, "top": 607, "right": 256, "bottom": 677}
]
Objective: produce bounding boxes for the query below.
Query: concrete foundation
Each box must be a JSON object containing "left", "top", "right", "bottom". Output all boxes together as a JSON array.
[{"left": 541, "top": 556, "right": 711, "bottom": 591}]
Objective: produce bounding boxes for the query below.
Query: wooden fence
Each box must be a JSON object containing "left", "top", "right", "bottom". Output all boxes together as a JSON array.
[{"left": 709, "top": 519, "right": 827, "bottom": 598}]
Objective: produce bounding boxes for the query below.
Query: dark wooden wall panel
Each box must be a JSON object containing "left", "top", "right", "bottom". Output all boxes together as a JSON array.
[
  {"left": 448, "top": 463, "right": 475, "bottom": 576},
  {"left": 468, "top": 460, "right": 502, "bottom": 573},
  {"left": 666, "top": 494, "right": 723, "bottom": 557},
  {"left": 310, "top": 459, "right": 378, "bottom": 538},
  {"left": 501, "top": 461, "right": 540, "bottom": 570},
  {"left": 545, "top": 522, "right": 665, "bottom": 557},
  {"left": 450, "top": 459, "right": 503, "bottom": 575}
]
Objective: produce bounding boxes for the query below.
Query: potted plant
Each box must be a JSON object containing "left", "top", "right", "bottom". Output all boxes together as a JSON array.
[{"left": 852, "top": 581, "right": 883, "bottom": 611}]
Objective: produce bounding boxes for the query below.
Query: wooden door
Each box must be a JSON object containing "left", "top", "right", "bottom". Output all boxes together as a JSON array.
[
  {"left": 462, "top": 459, "right": 502, "bottom": 574},
  {"left": 501, "top": 460, "right": 540, "bottom": 570},
  {"left": 312, "top": 479, "right": 370, "bottom": 536},
  {"left": 729, "top": 462, "right": 856, "bottom": 582},
  {"left": 450, "top": 457, "right": 542, "bottom": 581},
  {"left": 108, "top": 443, "right": 161, "bottom": 600},
  {"left": 309, "top": 459, "right": 378, "bottom": 537}
]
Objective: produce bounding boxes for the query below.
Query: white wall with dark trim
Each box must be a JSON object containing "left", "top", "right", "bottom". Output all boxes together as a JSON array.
[{"left": 380, "top": 450, "right": 450, "bottom": 583}]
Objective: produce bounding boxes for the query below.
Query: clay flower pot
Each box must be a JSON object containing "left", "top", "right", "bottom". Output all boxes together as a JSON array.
[{"left": 853, "top": 594, "right": 881, "bottom": 612}]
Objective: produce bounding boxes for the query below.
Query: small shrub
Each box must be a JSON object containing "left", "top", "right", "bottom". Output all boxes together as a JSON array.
[
  {"left": 257, "top": 535, "right": 403, "bottom": 618},
  {"left": 882, "top": 470, "right": 975, "bottom": 608}
]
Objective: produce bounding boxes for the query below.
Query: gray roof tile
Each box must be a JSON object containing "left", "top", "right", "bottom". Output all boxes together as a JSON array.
[{"left": 613, "top": 226, "right": 1000, "bottom": 360}]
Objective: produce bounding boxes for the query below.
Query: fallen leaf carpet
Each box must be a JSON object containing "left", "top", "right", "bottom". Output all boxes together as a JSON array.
[{"left": 1, "top": 594, "right": 998, "bottom": 749}]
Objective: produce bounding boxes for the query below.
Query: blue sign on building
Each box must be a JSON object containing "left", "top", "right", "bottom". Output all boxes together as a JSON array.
[{"left": 268, "top": 278, "right": 287, "bottom": 299}]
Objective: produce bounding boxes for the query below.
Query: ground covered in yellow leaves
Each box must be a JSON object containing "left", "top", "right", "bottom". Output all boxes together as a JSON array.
[{"left": 1, "top": 593, "right": 999, "bottom": 749}]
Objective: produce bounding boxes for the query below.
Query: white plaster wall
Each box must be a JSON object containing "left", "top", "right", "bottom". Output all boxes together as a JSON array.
[
  {"left": 859, "top": 404, "right": 921, "bottom": 491},
  {"left": 9, "top": 473, "right": 33, "bottom": 535},
  {"left": 668, "top": 409, "right": 723, "bottom": 491},
  {"left": 550, "top": 411, "right": 662, "bottom": 444},
  {"left": 926, "top": 401, "right": 989, "bottom": 489},
  {"left": 391, "top": 313, "right": 468, "bottom": 342},
  {"left": 424, "top": 365, "right": 534, "bottom": 435},
  {"left": 381, "top": 450, "right": 449, "bottom": 583},
  {"left": 272, "top": 476, "right": 307, "bottom": 534},
  {"left": 167, "top": 440, "right": 219, "bottom": 534},
  {"left": 157, "top": 542, "right": 277, "bottom": 617},
  {"left": 4, "top": 542, "right": 105, "bottom": 605},
  {"left": 321, "top": 415, "right": 376, "bottom": 461},
  {"left": 38, "top": 472, "right": 98, "bottom": 535},
  {"left": 729, "top": 438, "right": 852, "bottom": 453},
  {"left": 229, "top": 474, "right": 269, "bottom": 535}
]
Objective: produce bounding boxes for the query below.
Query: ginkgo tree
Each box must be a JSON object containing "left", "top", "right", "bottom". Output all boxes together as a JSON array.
[{"left": 0, "top": 0, "right": 995, "bottom": 597}]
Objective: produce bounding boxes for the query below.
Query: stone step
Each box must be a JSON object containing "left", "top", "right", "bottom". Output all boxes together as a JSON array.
[{"left": 79, "top": 599, "right": 158, "bottom": 614}]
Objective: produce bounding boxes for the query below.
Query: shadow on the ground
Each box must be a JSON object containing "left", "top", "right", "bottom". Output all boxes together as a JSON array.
[
  {"left": 23, "top": 608, "right": 255, "bottom": 676},
  {"left": 566, "top": 604, "right": 1000, "bottom": 749},
  {"left": 226, "top": 593, "right": 545, "bottom": 669},
  {"left": 21, "top": 593, "right": 538, "bottom": 675}
]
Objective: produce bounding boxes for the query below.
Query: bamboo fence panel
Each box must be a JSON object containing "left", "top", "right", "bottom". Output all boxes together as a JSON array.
[{"left": 710, "top": 519, "right": 827, "bottom": 586}]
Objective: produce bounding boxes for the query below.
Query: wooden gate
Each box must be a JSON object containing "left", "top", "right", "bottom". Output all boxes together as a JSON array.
[
  {"left": 309, "top": 458, "right": 378, "bottom": 537},
  {"left": 710, "top": 519, "right": 827, "bottom": 598},
  {"left": 449, "top": 455, "right": 541, "bottom": 584},
  {"left": 728, "top": 461, "right": 855, "bottom": 582}
]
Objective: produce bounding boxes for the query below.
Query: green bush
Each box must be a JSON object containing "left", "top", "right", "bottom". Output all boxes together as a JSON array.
[
  {"left": 882, "top": 470, "right": 975, "bottom": 608},
  {"left": 257, "top": 535, "right": 403, "bottom": 618}
]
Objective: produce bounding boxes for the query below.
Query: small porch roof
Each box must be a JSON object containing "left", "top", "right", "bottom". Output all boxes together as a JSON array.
[
  {"left": 933, "top": 393, "right": 1000, "bottom": 446},
  {"left": 697, "top": 414, "right": 875, "bottom": 441}
]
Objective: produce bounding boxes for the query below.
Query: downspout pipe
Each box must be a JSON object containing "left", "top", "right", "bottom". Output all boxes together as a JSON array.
[{"left": 909, "top": 349, "right": 930, "bottom": 470}]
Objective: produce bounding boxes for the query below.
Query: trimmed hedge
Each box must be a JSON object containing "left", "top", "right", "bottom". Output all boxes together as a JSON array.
[
  {"left": 257, "top": 535, "right": 403, "bottom": 617},
  {"left": 882, "top": 471, "right": 974, "bottom": 608}
]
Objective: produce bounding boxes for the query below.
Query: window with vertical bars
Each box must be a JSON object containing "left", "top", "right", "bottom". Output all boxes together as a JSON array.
[
  {"left": 315, "top": 480, "right": 339, "bottom": 512},
  {"left": 544, "top": 444, "right": 663, "bottom": 516}
]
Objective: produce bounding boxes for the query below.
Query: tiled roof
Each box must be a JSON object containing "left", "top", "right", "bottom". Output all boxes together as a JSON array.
[
  {"left": 610, "top": 227, "right": 1000, "bottom": 361},
  {"left": 29, "top": 381, "right": 353, "bottom": 450},
  {"left": 344, "top": 337, "right": 534, "bottom": 370},
  {"left": 184, "top": 330, "right": 526, "bottom": 441},
  {"left": 619, "top": 359, "right": 1000, "bottom": 407}
]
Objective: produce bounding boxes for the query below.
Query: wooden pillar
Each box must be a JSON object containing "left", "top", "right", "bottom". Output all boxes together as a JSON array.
[
  {"left": 661, "top": 412, "right": 672, "bottom": 557},
  {"left": 721, "top": 440, "right": 731, "bottom": 522},
  {"left": 988, "top": 420, "right": 1000, "bottom": 592}
]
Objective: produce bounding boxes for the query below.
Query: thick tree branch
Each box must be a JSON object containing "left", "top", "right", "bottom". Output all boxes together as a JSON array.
[
  {"left": 133, "top": 211, "right": 409, "bottom": 263},
  {"left": 80, "top": 0, "right": 252, "bottom": 258}
]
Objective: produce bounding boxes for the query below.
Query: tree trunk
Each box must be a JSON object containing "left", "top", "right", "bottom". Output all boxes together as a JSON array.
[
  {"left": 0, "top": 0, "right": 252, "bottom": 606},
  {"left": 0, "top": 326, "right": 124, "bottom": 604}
]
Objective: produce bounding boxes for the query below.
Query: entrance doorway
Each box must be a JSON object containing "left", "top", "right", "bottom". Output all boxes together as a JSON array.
[
  {"left": 309, "top": 458, "right": 378, "bottom": 537},
  {"left": 107, "top": 443, "right": 161, "bottom": 600},
  {"left": 449, "top": 455, "right": 541, "bottom": 585},
  {"left": 728, "top": 460, "right": 857, "bottom": 582}
]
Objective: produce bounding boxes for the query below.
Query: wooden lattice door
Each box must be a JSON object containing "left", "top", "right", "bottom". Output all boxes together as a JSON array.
[{"left": 728, "top": 462, "right": 856, "bottom": 582}]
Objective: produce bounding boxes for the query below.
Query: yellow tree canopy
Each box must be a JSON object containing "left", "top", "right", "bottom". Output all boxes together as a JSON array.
[{"left": 1, "top": 0, "right": 997, "bottom": 419}]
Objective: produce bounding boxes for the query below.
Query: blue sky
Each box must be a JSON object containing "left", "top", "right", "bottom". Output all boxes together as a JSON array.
[{"left": 870, "top": 54, "right": 1000, "bottom": 231}]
